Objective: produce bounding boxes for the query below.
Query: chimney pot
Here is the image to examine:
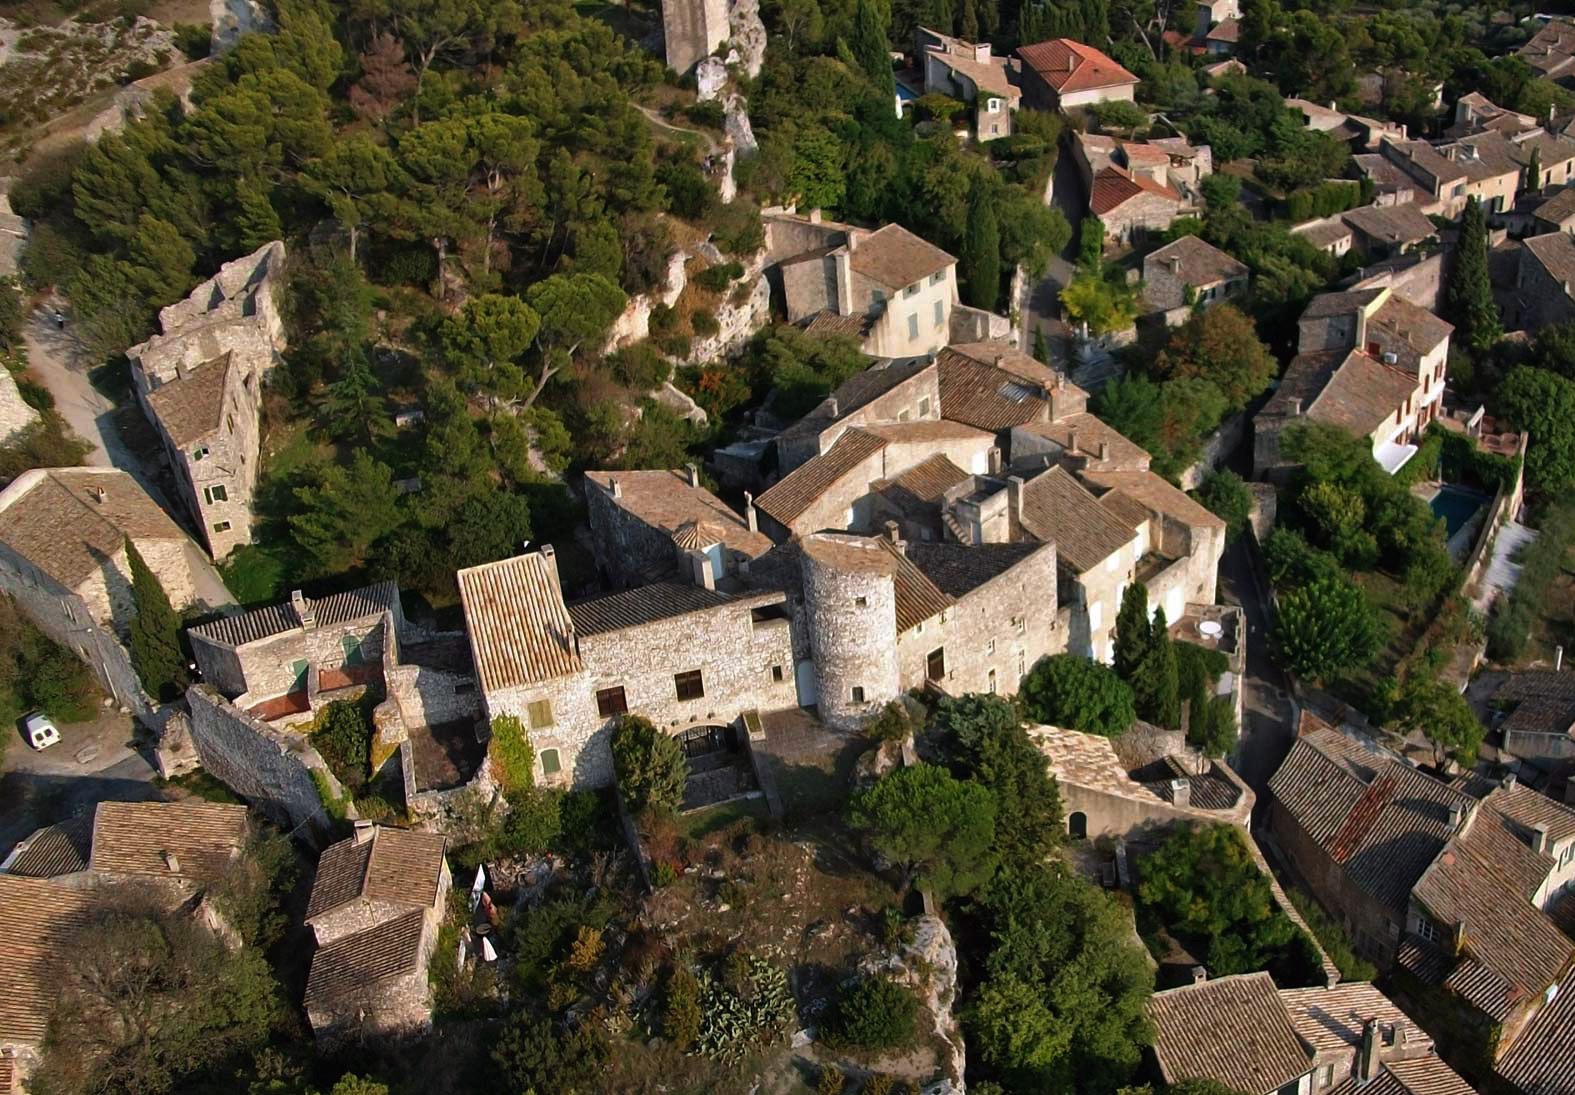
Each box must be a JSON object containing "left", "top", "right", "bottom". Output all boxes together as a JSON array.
[
  {"left": 1448, "top": 803, "right": 1464, "bottom": 829},
  {"left": 988, "top": 446, "right": 1003, "bottom": 475},
  {"left": 610, "top": 476, "right": 621, "bottom": 499},
  {"left": 827, "top": 397, "right": 840, "bottom": 417},
  {"left": 1533, "top": 823, "right": 1551, "bottom": 855},
  {"left": 353, "top": 819, "right": 374, "bottom": 844},
  {"left": 1287, "top": 396, "right": 1303, "bottom": 416},
  {"left": 1170, "top": 777, "right": 1191, "bottom": 807},
  {"left": 1359, "top": 1019, "right": 1380, "bottom": 1082},
  {"left": 1190, "top": 965, "right": 1207, "bottom": 984},
  {"left": 1099, "top": 440, "right": 1110, "bottom": 461},
  {"left": 1504, "top": 772, "right": 1518, "bottom": 790},
  {"left": 162, "top": 850, "right": 180, "bottom": 873},
  {"left": 686, "top": 463, "right": 700, "bottom": 488},
  {"left": 88, "top": 485, "right": 106, "bottom": 503},
  {"left": 1068, "top": 427, "right": 1080, "bottom": 454},
  {"left": 809, "top": 208, "right": 822, "bottom": 224},
  {"left": 885, "top": 520, "right": 903, "bottom": 546},
  {"left": 744, "top": 490, "right": 758, "bottom": 533}
]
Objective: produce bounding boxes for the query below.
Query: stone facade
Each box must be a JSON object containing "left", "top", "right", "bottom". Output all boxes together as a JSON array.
[
  {"left": 662, "top": 0, "right": 728, "bottom": 75},
  {"left": 800, "top": 535, "right": 903, "bottom": 728},
  {"left": 127, "top": 240, "right": 286, "bottom": 558},
  {"left": 185, "top": 685, "right": 342, "bottom": 843},
  {"left": 0, "top": 367, "right": 40, "bottom": 444},
  {"left": 1516, "top": 232, "right": 1575, "bottom": 331}
]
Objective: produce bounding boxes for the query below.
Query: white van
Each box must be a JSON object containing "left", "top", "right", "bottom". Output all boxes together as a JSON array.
[{"left": 22, "top": 712, "right": 61, "bottom": 750}]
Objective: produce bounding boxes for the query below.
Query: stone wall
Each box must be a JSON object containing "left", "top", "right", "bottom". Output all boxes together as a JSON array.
[
  {"left": 1102, "top": 192, "right": 1185, "bottom": 244},
  {"left": 662, "top": 0, "right": 728, "bottom": 75},
  {"left": 0, "top": 368, "right": 40, "bottom": 444},
  {"left": 186, "top": 685, "right": 341, "bottom": 845},
  {"left": 802, "top": 544, "right": 901, "bottom": 729},
  {"left": 1350, "top": 250, "right": 1447, "bottom": 310},
  {"left": 775, "top": 364, "right": 939, "bottom": 473},
  {"left": 195, "top": 611, "right": 392, "bottom": 701},
  {"left": 309, "top": 855, "right": 451, "bottom": 946},
  {"left": 1270, "top": 800, "right": 1402, "bottom": 965},
  {"left": 585, "top": 477, "right": 684, "bottom": 587},
  {"left": 485, "top": 592, "right": 798, "bottom": 789},
  {"left": 160, "top": 354, "right": 267, "bottom": 558}
]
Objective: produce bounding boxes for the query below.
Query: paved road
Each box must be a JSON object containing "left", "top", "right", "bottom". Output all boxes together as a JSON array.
[
  {"left": 1218, "top": 533, "right": 1297, "bottom": 809},
  {"left": 1020, "top": 144, "right": 1087, "bottom": 363},
  {"left": 23, "top": 306, "right": 130, "bottom": 468}
]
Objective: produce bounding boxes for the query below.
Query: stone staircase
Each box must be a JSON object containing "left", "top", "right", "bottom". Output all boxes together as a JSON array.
[{"left": 1472, "top": 520, "right": 1536, "bottom": 614}]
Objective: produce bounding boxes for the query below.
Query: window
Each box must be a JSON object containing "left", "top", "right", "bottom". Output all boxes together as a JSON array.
[
  {"left": 988, "top": 669, "right": 997, "bottom": 693},
  {"left": 340, "top": 635, "right": 364, "bottom": 665},
  {"left": 851, "top": 686, "right": 866, "bottom": 703},
  {"left": 927, "top": 647, "right": 946, "bottom": 681},
  {"left": 904, "top": 283, "right": 920, "bottom": 298},
  {"left": 540, "top": 748, "right": 561, "bottom": 776},
  {"left": 855, "top": 596, "right": 868, "bottom": 607},
  {"left": 213, "top": 521, "right": 232, "bottom": 533},
  {"left": 675, "top": 670, "right": 705, "bottom": 701},
  {"left": 987, "top": 639, "right": 995, "bottom": 655},
  {"left": 771, "top": 665, "right": 785, "bottom": 682},
  {"left": 929, "top": 270, "right": 946, "bottom": 286},
  {"left": 596, "top": 686, "right": 628, "bottom": 718},
  {"left": 204, "top": 484, "right": 228, "bottom": 504},
  {"left": 933, "top": 300, "right": 944, "bottom": 329},
  {"left": 918, "top": 396, "right": 932, "bottom": 417},
  {"left": 987, "top": 98, "right": 1001, "bottom": 113},
  {"left": 528, "top": 699, "right": 555, "bottom": 729},
  {"left": 226, "top": 413, "right": 235, "bottom": 433},
  {"left": 1415, "top": 916, "right": 1440, "bottom": 944},
  {"left": 907, "top": 313, "right": 919, "bottom": 339},
  {"left": 1323, "top": 1066, "right": 1335, "bottom": 1089},
  {"left": 898, "top": 409, "right": 911, "bottom": 421},
  {"left": 1017, "top": 650, "right": 1026, "bottom": 677},
  {"left": 192, "top": 446, "right": 209, "bottom": 461},
  {"left": 872, "top": 288, "right": 885, "bottom": 304},
  {"left": 1013, "top": 615, "right": 1025, "bottom": 635}
]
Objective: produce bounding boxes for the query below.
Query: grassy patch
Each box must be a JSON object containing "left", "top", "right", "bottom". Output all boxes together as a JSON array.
[
  {"left": 1285, "top": 885, "right": 1377, "bottom": 983},
  {"left": 219, "top": 544, "right": 288, "bottom": 607},
  {"left": 156, "top": 768, "right": 243, "bottom": 804},
  {"left": 679, "top": 795, "right": 771, "bottom": 841}
]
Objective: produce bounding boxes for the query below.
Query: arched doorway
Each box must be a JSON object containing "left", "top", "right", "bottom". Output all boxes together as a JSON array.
[{"left": 1068, "top": 811, "right": 1088, "bottom": 840}]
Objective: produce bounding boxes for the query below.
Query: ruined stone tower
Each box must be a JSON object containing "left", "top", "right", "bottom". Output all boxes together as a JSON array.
[
  {"left": 662, "top": 0, "right": 729, "bottom": 76},
  {"left": 801, "top": 533, "right": 900, "bottom": 730}
]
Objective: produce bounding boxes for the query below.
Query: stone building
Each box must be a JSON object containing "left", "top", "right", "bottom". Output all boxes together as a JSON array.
[
  {"left": 1277, "top": 982, "right": 1452, "bottom": 1095},
  {"left": 1015, "top": 38, "right": 1138, "bottom": 111},
  {"left": 1379, "top": 136, "right": 1520, "bottom": 218},
  {"left": 126, "top": 240, "right": 286, "bottom": 558},
  {"left": 1089, "top": 165, "right": 1187, "bottom": 245},
  {"left": 1515, "top": 231, "right": 1575, "bottom": 330},
  {"left": 661, "top": 0, "right": 727, "bottom": 76},
  {"left": 772, "top": 356, "right": 941, "bottom": 473},
  {"left": 584, "top": 466, "right": 773, "bottom": 589},
  {"left": 1073, "top": 132, "right": 1214, "bottom": 207},
  {"left": 1142, "top": 235, "right": 1250, "bottom": 323},
  {"left": 917, "top": 28, "right": 1020, "bottom": 140},
  {"left": 1030, "top": 724, "right": 1253, "bottom": 841},
  {"left": 0, "top": 468, "right": 233, "bottom": 715},
  {"left": 1532, "top": 185, "right": 1575, "bottom": 234},
  {"left": 1492, "top": 669, "right": 1575, "bottom": 772},
  {"left": 303, "top": 823, "right": 451, "bottom": 1044},
  {"left": 458, "top": 546, "right": 798, "bottom": 788},
  {"left": 1254, "top": 286, "right": 1453, "bottom": 477},
  {"left": 187, "top": 580, "right": 406, "bottom": 706}
]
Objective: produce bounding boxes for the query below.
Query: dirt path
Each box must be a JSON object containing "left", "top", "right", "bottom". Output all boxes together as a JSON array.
[{"left": 635, "top": 103, "right": 721, "bottom": 155}]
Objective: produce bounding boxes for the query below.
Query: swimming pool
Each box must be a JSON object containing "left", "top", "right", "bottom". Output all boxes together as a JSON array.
[{"left": 1430, "top": 485, "right": 1487, "bottom": 539}]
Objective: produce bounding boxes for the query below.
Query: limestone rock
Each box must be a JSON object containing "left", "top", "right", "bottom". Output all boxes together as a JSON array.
[
  {"left": 724, "top": 94, "right": 758, "bottom": 155},
  {"left": 0, "top": 367, "right": 40, "bottom": 446},
  {"left": 727, "top": 0, "right": 768, "bottom": 78},
  {"left": 863, "top": 915, "right": 967, "bottom": 1090},
  {"left": 696, "top": 55, "right": 729, "bottom": 101}
]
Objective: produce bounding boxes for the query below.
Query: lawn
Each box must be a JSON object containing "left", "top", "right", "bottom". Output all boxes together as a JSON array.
[{"left": 1523, "top": 538, "right": 1575, "bottom": 667}]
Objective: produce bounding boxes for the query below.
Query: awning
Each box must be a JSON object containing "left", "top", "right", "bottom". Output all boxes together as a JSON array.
[{"left": 1375, "top": 437, "right": 1418, "bottom": 475}]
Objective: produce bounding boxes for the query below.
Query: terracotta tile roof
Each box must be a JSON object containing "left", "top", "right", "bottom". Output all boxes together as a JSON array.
[
  {"left": 871, "top": 453, "right": 969, "bottom": 506},
  {"left": 846, "top": 224, "right": 955, "bottom": 291},
  {"left": 1132, "top": 755, "right": 1244, "bottom": 809},
  {"left": 756, "top": 427, "right": 888, "bottom": 526},
  {"left": 0, "top": 468, "right": 191, "bottom": 593},
  {"left": 875, "top": 537, "right": 955, "bottom": 631},
  {"left": 801, "top": 309, "right": 874, "bottom": 340},
  {"left": 1030, "top": 725, "right": 1169, "bottom": 804},
  {"left": 775, "top": 358, "right": 934, "bottom": 447},
  {"left": 1147, "top": 973, "right": 1314, "bottom": 1095},
  {"left": 0, "top": 1057, "right": 12, "bottom": 1095},
  {"left": 1099, "top": 487, "right": 1151, "bottom": 530},
  {"left": 946, "top": 340, "right": 1064, "bottom": 388},
  {"left": 1089, "top": 165, "right": 1181, "bottom": 217},
  {"left": 306, "top": 826, "right": 447, "bottom": 921},
  {"left": 1, "top": 814, "right": 93, "bottom": 878},
  {"left": 1277, "top": 982, "right": 1430, "bottom": 1056},
  {"left": 568, "top": 582, "right": 745, "bottom": 635},
  {"left": 1339, "top": 1058, "right": 1477, "bottom": 1095},
  {"left": 189, "top": 581, "right": 399, "bottom": 648},
  {"left": 1523, "top": 232, "right": 1575, "bottom": 299},
  {"left": 457, "top": 552, "right": 583, "bottom": 692},
  {"left": 89, "top": 800, "right": 248, "bottom": 883},
  {"left": 1504, "top": 694, "right": 1575, "bottom": 740},
  {"left": 1015, "top": 413, "right": 1150, "bottom": 470},
  {"left": 1143, "top": 235, "right": 1248, "bottom": 310},
  {"left": 304, "top": 909, "right": 427, "bottom": 1008},
  {"left": 143, "top": 352, "right": 236, "bottom": 447},
  {"left": 936, "top": 348, "right": 1049, "bottom": 430},
  {"left": 1535, "top": 186, "right": 1575, "bottom": 228},
  {"left": 1499, "top": 966, "right": 1575, "bottom": 1095},
  {"left": 584, "top": 469, "right": 773, "bottom": 560},
  {"left": 1341, "top": 203, "right": 1438, "bottom": 248},
  {"left": 1015, "top": 465, "right": 1135, "bottom": 573},
  {"left": 0, "top": 875, "right": 98, "bottom": 1043},
  {"left": 1520, "top": 17, "right": 1575, "bottom": 80},
  {"left": 905, "top": 540, "right": 1050, "bottom": 599},
  {"left": 1265, "top": 349, "right": 1418, "bottom": 438},
  {"left": 1016, "top": 38, "right": 1138, "bottom": 94},
  {"left": 1412, "top": 822, "right": 1574, "bottom": 1020},
  {"left": 1370, "top": 295, "right": 1454, "bottom": 356},
  {"left": 861, "top": 420, "right": 993, "bottom": 446},
  {"left": 1269, "top": 722, "right": 1475, "bottom": 917},
  {"left": 1081, "top": 469, "right": 1225, "bottom": 532},
  {"left": 1205, "top": 15, "right": 1239, "bottom": 42}
]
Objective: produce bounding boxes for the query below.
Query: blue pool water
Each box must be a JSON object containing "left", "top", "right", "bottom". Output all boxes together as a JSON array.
[{"left": 1430, "top": 485, "right": 1486, "bottom": 539}]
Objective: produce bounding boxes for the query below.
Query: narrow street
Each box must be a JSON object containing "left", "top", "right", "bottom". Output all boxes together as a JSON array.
[
  {"left": 1218, "top": 532, "right": 1297, "bottom": 809},
  {"left": 1019, "top": 142, "right": 1087, "bottom": 363}
]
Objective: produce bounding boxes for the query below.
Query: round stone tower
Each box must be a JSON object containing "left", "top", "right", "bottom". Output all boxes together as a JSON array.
[{"left": 801, "top": 533, "right": 900, "bottom": 730}]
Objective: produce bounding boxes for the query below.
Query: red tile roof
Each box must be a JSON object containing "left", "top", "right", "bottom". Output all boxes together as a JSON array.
[
  {"left": 1017, "top": 38, "right": 1139, "bottom": 94},
  {"left": 1089, "top": 165, "right": 1181, "bottom": 216}
]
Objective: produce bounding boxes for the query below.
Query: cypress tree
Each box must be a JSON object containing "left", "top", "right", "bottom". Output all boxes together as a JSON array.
[
  {"left": 1145, "top": 607, "right": 1182, "bottom": 729},
  {"left": 961, "top": 176, "right": 1001, "bottom": 310},
  {"left": 1112, "top": 582, "right": 1152, "bottom": 683},
  {"left": 1527, "top": 145, "right": 1543, "bottom": 192},
  {"left": 851, "top": 0, "right": 895, "bottom": 101},
  {"left": 126, "top": 538, "right": 189, "bottom": 703},
  {"left": 1446, "top": 196, "right": 1502, "bottom": 354}
]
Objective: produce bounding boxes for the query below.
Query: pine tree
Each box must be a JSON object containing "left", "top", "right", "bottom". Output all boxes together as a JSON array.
[
  {"left": 850, "top": 0, "right": 895, "bottom": 101},
  {"left": 126, "top": 539, "right": 189, "bottom": 703},
  {"left": 961, "top": 176, "right": 1001, "bottom": 310},
  {"left": 1446, "top": 197, "right": 1503, "bottom": 354},
  {"left": 1112, "top": 581, "right": 1152, "bottom": 682}
]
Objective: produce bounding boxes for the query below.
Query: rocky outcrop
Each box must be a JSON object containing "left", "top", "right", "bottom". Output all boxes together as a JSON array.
[
  {"left": 0, "top": 367, "right": 40, "bottom": 445},
  {"left": 724, "top": 93, "right": 757, "bottom": 155},
  {"left": 210, "top": 0, "right": 274, "bottom": 52},
  {"left": 727, "top": 0, "right": 767, "bottom": 78},
  {"left": 696, "top": 55, "right": 728, "bottom": 101},
  {"left": 691, "top": 265, "right": 769, "bottom": 364},
  {"left": 861, "top": 914, "right": 966, "bottom": 1090}
]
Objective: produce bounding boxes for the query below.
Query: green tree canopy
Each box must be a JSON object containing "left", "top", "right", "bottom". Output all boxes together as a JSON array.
[
  {"left": 1497, "top": 365, "right": 1575, "bottom": 494},
  {"left": 1021, "top": 655, "right": 1136, "bottom": 737},
  {"left": 846, "top": 762, "right": 998, "bottom": 899},
  {"left": 126, "top": 539, "right": 189, "bottom": 703},
  {"left": 1272, "top": 575, "right": 1380, "bottom": 682},
  {"left": 1151, "top": 303, "right": 1276, "bottom": 411},
  {"left": 610, "top": 714, "right": 688, "bottom": 815},
  {"left": 1445, "top": 197, "right": 1502, "bottom": 355},
  {"left": 1389, "top": 672, "right": 1485, "bottom": 769},
  {"left": 961, "top": 173, "right": 1002, "bottom": 310}
]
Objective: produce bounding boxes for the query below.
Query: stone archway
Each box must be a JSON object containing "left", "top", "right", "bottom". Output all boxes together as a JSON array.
[{"left": 1068, "top": 811, "right": 1088, "bottom": 840}]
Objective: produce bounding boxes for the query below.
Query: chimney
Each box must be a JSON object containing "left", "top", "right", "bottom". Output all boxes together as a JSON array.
[
  {"left": 744, "top": 490, "right": 758, "bottom": 533},
  {"left": 1067, "top": 427, "right": 1080, "bottom": 455},
  {"left": 1099, "top": 440, "right": 1110, "bottom": 462},
  {"left": 610, "top": 476, "right": 621, "bottom": 499},
  {"left": 1504, "top": 772, "right": 1518, "bottom": 790},
  {"left": 1448, "top": 802, "right": 1464, "bottom": 829},
  {"left": 1190, "top": 965, "right": 1207, "bottom": 984},
  {"left": 1286, "top": 396, "right": 1303, "bottom": 416},
  {"left": 1533, "top": 823, "right": 1551, "bottom": 855},
  {"left": 1359, "top": 1019, "right": 1380, "bottom": 1082},
  {"left": 87, "top": 485, "right": 106, "bottom": 504},
  {"left": 686, "top": 463, "right": 700, "bottom": 488},
  {"left": 162, "top": 850, "right": 180, "bottom": 873},
  {"left": 174, "top": 362, "right": 188, "bottom": 381},
  {"left": 974, "top": 42, "right": 991, "bottom": 62},
  {"left": 884, "top": 520, "right": 904, "bottom": 549},
  {"left": 691, "top": 549, "right": 715, "bottom": 590},
  {"left": 1168, "top": 255, "right": 1183, "bottom": 274},
  {"left": 540, "top": 543, "right": 561, "bottom": 592},
  {"left": 1170, "top": 777, "right": 1191, "bottom": 807},
  {"left": 1007, "top": 475, "right": 1025, "bottom": 521},
  {"left": 988, "top": 446, "right": 1003, "bottom": 475},
  {"left": 827, "top": 397, "right": 840, "bottom": 418},
  {"left": 809, "top": 208, "right": 822, "bottom": 224},
  {"left": 353, "top": 819, "right": 375, "bottom": 844},
  {"left": 292, "top": 589, "right": 315, "bottom": 629}
]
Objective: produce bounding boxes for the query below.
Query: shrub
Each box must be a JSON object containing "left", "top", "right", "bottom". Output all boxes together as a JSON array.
[
  {"left": 1019, "top": 654, "right": 1136, "bottom": 736},
  {"left": 313, "top": 701, "right": 372, "bottom": 791},
  {"left": 694, "top": 261, "right": 744, "bottom": 292},
  {"left": 847, "top": 763, "right": 998, "bottom": 899},
  {"left": 694, "top": 956, "right": 794, "bottom": 1064},
  {"left": 691, "top": 308, "right": 720, "bottom": 337},
  {"left": 0, "top": 595, "right": 99, "bottom": 725},
  {"left": 1193, "top": 469, "right": 1253, "bottom": 541},
  {"left": 684, "top": 100, "right": 725, "bottom": 128},
  {"left": 824, "top": 976, "right": 920, "bottom": 1052},
  {"left": 489, "top": 715, "right": 535, "bottom": 795},
  {"left": 863, "top": 699, "right": 920, "bottom": 743},
  {"left": 172, "top": 22, "right": 211, "bottom": 59},
  {"left": 606, "top": 343, "right": 672, "bottom": 390},
  {"left": 664, "top": 965, "right": 702, "bottom": 1049},
  {"left": 1273, "top": 576, "right": 1380, "bottom": 682},
  {"left": 816, "top": 1065, "right": 847, "bottom": 1095},
  {"left": 611, "top": 714, "right": 688, "bottom": 815}
]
